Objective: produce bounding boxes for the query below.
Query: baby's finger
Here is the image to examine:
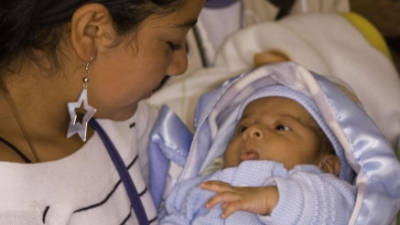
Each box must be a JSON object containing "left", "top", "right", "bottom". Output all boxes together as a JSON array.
[
  {"left": 205, "top": 192, "right": 239, "bottom": 209},
  {"left": 200, "top": 181, "right": 234, "bottom": 193},
  {"left": 221, "top": 201, "right": 242, "bottom": 219},
  {"left": 253, "top": 50, "right": 290, "bottom": 67},
  {"left": 221, "top": 202, "right": 229, "bottom": 210}
]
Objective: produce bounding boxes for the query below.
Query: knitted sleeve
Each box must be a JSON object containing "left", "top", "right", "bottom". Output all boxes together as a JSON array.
[
  {"left": 159, "top": 161, "right": 287, "bottom": 225},
  {"left": 258, "top": 169, "right": 356, "bottom": 225}
]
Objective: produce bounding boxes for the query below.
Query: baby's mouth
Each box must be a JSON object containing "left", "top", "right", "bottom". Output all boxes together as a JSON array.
[{"left": 239, "top": 149, "right": 259, "bottom": 161}]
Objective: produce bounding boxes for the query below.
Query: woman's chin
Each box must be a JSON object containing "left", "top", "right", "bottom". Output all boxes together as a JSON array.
[
  {"left": 95, "top": 104, "right": 138, "bottom": 121},
  {"left": 111, "top": 113, "right": 135, "bottom": 121}
]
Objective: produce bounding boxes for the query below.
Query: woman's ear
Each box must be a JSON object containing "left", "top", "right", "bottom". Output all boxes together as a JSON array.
[
  {"left": 70, "top": 3, "right": 117, "bottom": 61},
  {"left": 318, "top": 154, "right": 341, "bottom": 176}
]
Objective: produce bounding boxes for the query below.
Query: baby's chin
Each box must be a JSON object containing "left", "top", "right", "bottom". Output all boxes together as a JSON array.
[
  {"left": 222, "top": 161, "right": 239, "bottom": 169},
  {"left": 222, "top": 159, "right": 250, "bottom": 169}
]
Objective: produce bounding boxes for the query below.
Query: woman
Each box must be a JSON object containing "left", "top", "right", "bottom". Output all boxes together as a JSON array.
[{"left": 0, "top": 0, "right": 204, "bottom": 224}]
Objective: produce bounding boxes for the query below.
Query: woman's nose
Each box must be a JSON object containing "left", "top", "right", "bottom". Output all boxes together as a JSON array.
[
  {"left": 244, "top": 126, "right": 264, "bottom": 139},
  {"left": 166, "top": 47, "right": 188, "bottom": 76}
]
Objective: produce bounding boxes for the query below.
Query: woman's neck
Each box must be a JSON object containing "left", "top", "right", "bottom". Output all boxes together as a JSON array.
[{"left": 0, "top": 57, "right": 93, "bottom": 162}]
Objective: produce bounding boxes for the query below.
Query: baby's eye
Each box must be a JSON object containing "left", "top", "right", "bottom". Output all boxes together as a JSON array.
[
  {"left": 275, "top": 124, "right": 291, "bottom": 131},
  {"left": 237, "top": 126, "right": 248, "bottom": 133}
]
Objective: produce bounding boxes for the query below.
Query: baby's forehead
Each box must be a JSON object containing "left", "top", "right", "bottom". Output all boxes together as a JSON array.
[
  {"left": 242, "top": 97, "right": 318, "bottom": 127},
  {"left": 243, "top": 96, "right": 304, "bottom": 113}
]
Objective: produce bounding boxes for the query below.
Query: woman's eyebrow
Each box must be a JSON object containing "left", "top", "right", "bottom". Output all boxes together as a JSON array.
[{"left": 173, "top": 18, "right": 198, "bottom": 28}]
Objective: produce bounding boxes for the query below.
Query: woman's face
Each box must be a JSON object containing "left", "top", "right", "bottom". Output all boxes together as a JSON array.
[{"left": 89, "top": 0, "right": 205, "bottom": 120}]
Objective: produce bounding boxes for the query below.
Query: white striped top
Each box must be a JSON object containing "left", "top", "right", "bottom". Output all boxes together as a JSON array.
[{"left": 0, "top": 101, "right": 159, "bottom": 225}]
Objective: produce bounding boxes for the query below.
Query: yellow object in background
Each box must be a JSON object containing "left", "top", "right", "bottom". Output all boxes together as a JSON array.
[{"left": 342, "top": 12, "right": 393, "bottom": 62}]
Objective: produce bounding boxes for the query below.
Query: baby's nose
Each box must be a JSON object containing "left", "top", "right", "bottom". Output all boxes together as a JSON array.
[{"left": 245, "top": 126, "right": 263, "bottom": 139}]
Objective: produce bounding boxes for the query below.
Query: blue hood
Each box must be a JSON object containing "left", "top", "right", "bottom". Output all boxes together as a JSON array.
[{"left": 149, "top": 62, "right": 400, "bottom": 225}]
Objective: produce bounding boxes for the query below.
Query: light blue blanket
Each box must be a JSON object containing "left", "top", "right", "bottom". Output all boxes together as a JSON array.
[{"left": 149, "top": 62, "right": 400, "bottom": 225}]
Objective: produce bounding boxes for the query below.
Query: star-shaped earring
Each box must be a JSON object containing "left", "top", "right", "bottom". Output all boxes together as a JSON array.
[{"left": 67, "top": 88, "right": 96, "bottom": 142}]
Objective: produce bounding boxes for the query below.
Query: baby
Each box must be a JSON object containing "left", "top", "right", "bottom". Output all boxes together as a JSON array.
[
  {"left": 159, "top": 89, "right": 355, "bottom": 225},
  {"left": 201, "top": 96, "right": 342, "bottom": 218}
]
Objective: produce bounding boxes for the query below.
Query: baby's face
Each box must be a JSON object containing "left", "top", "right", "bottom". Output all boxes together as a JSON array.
[{"left": 224, "top": 97, "right": 322, "bottom": 169}]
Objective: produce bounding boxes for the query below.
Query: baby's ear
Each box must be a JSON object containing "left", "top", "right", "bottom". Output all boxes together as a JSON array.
[{"left": 318, "top": 155, "right": 341, "bottom": 176}]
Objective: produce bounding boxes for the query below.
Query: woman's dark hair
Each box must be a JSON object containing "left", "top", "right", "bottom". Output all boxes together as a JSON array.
[
  {"left": 0, "top": 0, "right": 184, "bottom": 69},
  {"left": 268, "top": 0, "right": 295, "bottom": 20}
]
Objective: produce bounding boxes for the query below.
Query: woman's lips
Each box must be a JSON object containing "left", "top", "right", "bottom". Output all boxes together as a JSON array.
[{"left": 239, "top": 150, "right": 259, "bottom": 161}]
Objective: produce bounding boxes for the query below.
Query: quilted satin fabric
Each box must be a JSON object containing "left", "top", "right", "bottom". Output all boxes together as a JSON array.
[{"left": 149, "top": 62, "right": 400, "bottom": 224}]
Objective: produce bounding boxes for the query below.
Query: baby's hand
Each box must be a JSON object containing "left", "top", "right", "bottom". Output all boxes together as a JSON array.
[
  {"left": 253, "top": 50, "right": 290, "bottom": 67},
  {"left": 200, "top": 181, "right": 278, "bottom": 219}
]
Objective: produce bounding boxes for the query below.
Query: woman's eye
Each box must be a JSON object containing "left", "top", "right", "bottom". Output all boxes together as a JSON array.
[
  {"left": 168, "top": 41, "right": 182, "bottom": 50},
  {"left": 275, "top": 124, "right": 290, "bottom": 131}
]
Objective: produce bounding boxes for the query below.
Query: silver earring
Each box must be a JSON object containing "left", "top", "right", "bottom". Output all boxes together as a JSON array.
[{"left": 66, "top": 60, "right": 97, "bottom": 142}]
